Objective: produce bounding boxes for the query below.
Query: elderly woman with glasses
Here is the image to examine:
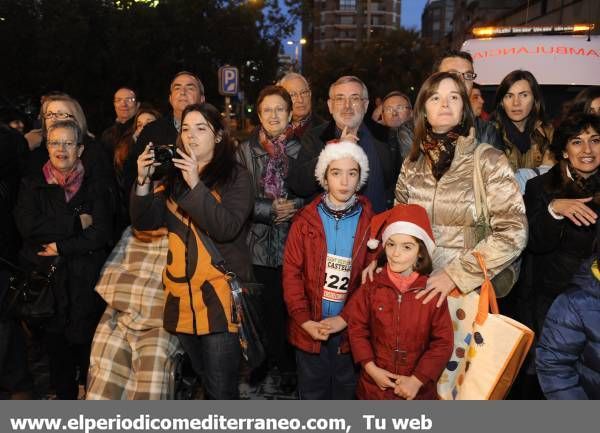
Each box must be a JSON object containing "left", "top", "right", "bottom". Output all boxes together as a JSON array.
[
  {"left": 14, "top": 119, "right": 112, "bottom": 399},
  {"left": 236, "top": 85, "right": 305, "bottom": 390},
  {"left": 23, "top": 93, "right": 113, "bottom": 184}
]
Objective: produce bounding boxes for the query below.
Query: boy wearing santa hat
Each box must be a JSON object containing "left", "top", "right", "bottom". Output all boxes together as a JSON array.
[
  {"left": 282, "top": 140, "right": 375, "bottom": 399},
  {"left": 346, "top": 204, "right": 453, "bottom": 400}
]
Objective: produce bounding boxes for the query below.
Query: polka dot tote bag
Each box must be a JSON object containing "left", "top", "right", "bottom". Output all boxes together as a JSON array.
[{"left": 437, "top": 288, "right": 480, "bottom": 400}]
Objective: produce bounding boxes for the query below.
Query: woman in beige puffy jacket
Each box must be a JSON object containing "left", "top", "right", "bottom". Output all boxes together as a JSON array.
[{"left": 394, "top": 72, "right": 527, "bottom": 307}]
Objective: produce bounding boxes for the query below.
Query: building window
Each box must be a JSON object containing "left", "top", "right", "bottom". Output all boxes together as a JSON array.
[
  {"left": 339, "top": 0, "right": 356, "bottom": 11},
  {"left": 340, "top": 15, "right": 354, "bottom": 25}
]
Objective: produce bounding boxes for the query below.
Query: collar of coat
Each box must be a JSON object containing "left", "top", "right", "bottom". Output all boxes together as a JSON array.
[
  {"left": 445, "top": 126, "right": 477, "bottom": 156},
  {"left": 368, "top": 268, "right": 429, "bottom": 294},
  {"left": 293, "top": 194, "right": 373, "bottom": 230}
]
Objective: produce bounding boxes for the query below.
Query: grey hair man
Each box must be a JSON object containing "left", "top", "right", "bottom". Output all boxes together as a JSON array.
[
  {"left": 277, "top": 72, "right": 324, "bottom": 136},
  {"left": 287, "top": 76, "right": 393, "bottom": 213}
]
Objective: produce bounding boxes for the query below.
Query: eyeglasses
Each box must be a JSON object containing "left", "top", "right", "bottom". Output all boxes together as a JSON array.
[
  {"left": 289, "top": 89, "right": 311, "bottom": 101},
  {"left": 450, "top": 71, "right": 478, "bottom": 81},
  {"left": 383, "top": 105, "right": 411, "bottom": 114},
  {"left": 43, "top": 112, "right": 74, "bottom": 120},
  {"left": 331, "top": 95, "right": 365, "bottom": 108},
  {"left": 114, "top": 97, "right": 136, "bottom": 104},
  {"left": 261, "top": 106, "right": 287, "bottom": 116},
  {"left": 47, "top": 140, "right": 78, "bottom": 149}
]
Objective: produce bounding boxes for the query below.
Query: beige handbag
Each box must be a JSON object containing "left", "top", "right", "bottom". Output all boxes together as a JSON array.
[
  {"left": 456, "top": 252, "right": 534, "bottom": 400},
  {"left": 436, "top": 288, "right": 480, "bottom": 400}
]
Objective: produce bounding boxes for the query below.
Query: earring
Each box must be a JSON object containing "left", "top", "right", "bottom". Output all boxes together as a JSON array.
[{"left": 563, "top": 153, "right": 568, "bottom": 159}]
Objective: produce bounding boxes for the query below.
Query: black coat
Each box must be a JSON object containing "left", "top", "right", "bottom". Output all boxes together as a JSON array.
[
  {"left": 0, "top": 125, "right": 26, "bottom": 261},
  {"left": 286, "top": 120, "right": 394, "bottom": 208},
  {"left": 123, "top": 115, "right": 178, "bottom": 200},
  {"left": 14, "top": 170, "right": 112, "bottom": 343},
  {"left": 99, "top": 117, "right": 135, "bottom": 164},
  {"left": 236, "top": 130, "right": 305, "bottom": 268},
  {"left": 523, "top": 163, "right": 599, "bottom": 332}
]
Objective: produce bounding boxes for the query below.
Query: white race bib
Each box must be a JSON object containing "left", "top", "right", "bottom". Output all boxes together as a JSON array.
[{"left": 323, "top": 253, "right": 352, "bottom": 303}]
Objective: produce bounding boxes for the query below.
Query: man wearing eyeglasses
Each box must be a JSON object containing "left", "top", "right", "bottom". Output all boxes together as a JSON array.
[
  {"left": 365, "top": 91, "right": 413, "bottom": 207},
  {"left": 287, "top": 76, "right": 393, "bottom": 213},
  {"left": 278, "top": 72, "right": 324, "bottom": 137},
  {"left": 100, "top": 87, "right": 140, "bottom": 162},
  {"left": 125, "top": 71, "right": 205, "bottom": 192},
  {"left": 381, "top": 92, "right": 412, "bottom": 129},
  {"left": 395, "top": 50, "right": 504, "bottom": 159}
]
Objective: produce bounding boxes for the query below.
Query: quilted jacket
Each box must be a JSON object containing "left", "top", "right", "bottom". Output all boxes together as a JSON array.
[{"left": 394, "top": 129, "right": 527, "bottom": 293}]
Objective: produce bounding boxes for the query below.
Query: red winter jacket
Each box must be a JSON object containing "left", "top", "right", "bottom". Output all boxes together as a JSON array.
[
  {"left": 346, "top": 271, "right": 453, "bottom": 400},
  {"left": 282, "top": 195, "right": 375, "bottom": 354}
]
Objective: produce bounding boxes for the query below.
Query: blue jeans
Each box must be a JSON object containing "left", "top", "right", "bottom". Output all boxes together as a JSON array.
[
  {"left": 177, "top": 332, "right": 240, "bottom": 399},
  {"left": 295, "top": 334, "right": 357, "bottom": 400}
]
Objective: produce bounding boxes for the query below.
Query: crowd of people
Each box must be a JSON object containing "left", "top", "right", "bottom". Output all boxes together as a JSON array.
[{"left": 1, "top": 49, "right": 599, "bottom": 400}]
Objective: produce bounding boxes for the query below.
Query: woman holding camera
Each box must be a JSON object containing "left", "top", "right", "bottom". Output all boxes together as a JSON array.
[
  {"left": 130, "top": 103, "right": 254, "bottom": 399},
  {"left": 14, "top": 119, "right": 112, "bottom": 399}
]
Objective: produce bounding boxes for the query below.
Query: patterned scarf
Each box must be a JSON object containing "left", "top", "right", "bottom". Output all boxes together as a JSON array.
[
  {"left": 321, "top": 193, "right": 358, "bottom": 220},
  {"left": 290, "top": 115, "right": 311, "bottom": 137},
  {"left": 42, "top": 159, "right": 85, "bottom": 202},
  {"left": 421, "top": 123, "right": 467, "bottom": 180},
  {"left": 259, "top": 126, "right": 294, "bottom": 199},
  {"left": 564, "top": 159, "right": 600, "bottom": 205}
]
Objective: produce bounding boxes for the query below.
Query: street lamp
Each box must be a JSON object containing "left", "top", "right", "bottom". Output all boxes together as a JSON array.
[{"left": 286, "top": 38, "right": 307, "bottom": 71}]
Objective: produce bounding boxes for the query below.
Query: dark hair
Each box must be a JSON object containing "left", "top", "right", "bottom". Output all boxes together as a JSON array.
[
  {"left": 170, "top": 71, "right": 205, "bottom": 96},
  {"left": 494, "top": 70, "right": 546, "bottom": 132},
  {"left": 377, "top": 237, "right": 433, "bottom": 275},
  {"left": 382, "top": 91, "right": 412, "bottom": 108},
  {"left": 567, "top": 86, "right": 600, "bottom": 117},
  {"left": 170, "top": 103, "right": 237, "bottom": 195},
  {"left": 410, "top": 71, "right": 475, "bottom": 161},
  {"left": 256, "top": 85, "right": 293, "bottom": 114},
  {"left": 433, "top": 49, "right": 474, "bottom": 73},
  {"left": 472, "top": 82, "right": 482, "bottom": 92},
  {"left": 114, "top": 106, "right": 162, "bottom": 170},
  {"left": 549, "top": 113, "right": 600, "bottom": 161}
]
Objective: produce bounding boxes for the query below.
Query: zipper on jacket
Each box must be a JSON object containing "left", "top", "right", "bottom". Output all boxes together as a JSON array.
[{"left": 393, "top": 294, "right": 402, "bottom": 373}]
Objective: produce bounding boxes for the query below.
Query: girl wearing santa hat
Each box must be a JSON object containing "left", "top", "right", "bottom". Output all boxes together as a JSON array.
[
  {"left": 346, "top": 204, "right": 453, "bottom": 400},
  {"left": 282, "top": 140, "right": 376, "bottom": 399}
]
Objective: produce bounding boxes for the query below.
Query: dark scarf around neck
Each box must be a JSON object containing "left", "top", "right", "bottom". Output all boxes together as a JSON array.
[
  {"left": 502, "top": 115, "right": 532, "bottom": 154},
  {"left": 421, "top": 122, "right": 467, "bottom": 180},
  {"left": 563, "top": 159, "right": 600, "bottom": 205}
]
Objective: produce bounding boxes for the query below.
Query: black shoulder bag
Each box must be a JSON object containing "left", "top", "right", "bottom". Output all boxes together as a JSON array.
[
  {"left": 196, "top": 231, "right": 266, "bottom": 369},
  {"left": 0, "top": 256, "right": 61, "bottom": 323}
]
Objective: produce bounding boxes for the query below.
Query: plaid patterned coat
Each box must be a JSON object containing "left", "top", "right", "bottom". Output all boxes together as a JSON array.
[{"left": 87, "top": 227, "right": 182, "bottom": 400}]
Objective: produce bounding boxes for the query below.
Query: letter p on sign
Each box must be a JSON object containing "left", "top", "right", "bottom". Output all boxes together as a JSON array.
[{"left": 219, "top": 66, "right": 239, "bottom": 96}]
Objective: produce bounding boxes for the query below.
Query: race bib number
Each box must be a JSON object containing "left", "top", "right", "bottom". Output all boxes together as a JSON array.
[{"left": 323, "top": 253, "right": 352, "bottom": 303}]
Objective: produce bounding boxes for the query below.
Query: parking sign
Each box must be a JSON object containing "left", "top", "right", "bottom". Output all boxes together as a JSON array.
[{"left": 218, "top": 66, "right": 239, "bottom": 96}]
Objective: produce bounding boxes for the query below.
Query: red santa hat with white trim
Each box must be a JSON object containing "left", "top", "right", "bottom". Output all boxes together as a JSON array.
[{"left": 367, "top": 204, "right": 435, "bottom": 256}]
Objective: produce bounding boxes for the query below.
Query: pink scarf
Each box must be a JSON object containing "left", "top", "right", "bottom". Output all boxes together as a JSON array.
[
  {"left": 42, "top": 159, "right": 85, "bottom": 202},
  {"left": 386, "top": 266, "right": 420, "bottom": 294}
]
